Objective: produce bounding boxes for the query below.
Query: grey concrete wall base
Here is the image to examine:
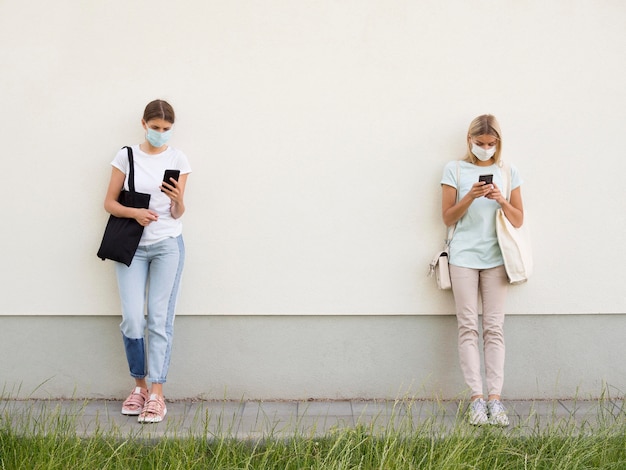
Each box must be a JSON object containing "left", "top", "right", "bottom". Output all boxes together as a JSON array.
[{"left": 1, "top": 315, "right": 623, "bottom": 401}]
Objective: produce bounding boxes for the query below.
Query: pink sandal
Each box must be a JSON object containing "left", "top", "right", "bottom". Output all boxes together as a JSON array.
[
  {"left": 138, "top": 394, "right": 167, "bottom": 423},
  {"left": 121, "top": 387, "right": 149, "bottom": 416}
]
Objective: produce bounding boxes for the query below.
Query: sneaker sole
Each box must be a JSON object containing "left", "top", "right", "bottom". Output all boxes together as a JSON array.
[
  {"left": 488, "top": 419, "right": 510, "bottom": 427},
  {"left": 468, "top": 418, "right": 489, "bottom": 426},
  {"left": 121, "top": 408, "right": 143, "bottom": 416}
]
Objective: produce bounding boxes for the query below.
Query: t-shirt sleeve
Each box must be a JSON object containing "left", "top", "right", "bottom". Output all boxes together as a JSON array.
[
  {"left": 111, "top": 147, "right": 129, "bottom": 174},
  {"left": 440, "top": 161, "right": 458, "bottom": 189},
  {"left": 175, "top": 150, "right": 192, "bottom": 175}
]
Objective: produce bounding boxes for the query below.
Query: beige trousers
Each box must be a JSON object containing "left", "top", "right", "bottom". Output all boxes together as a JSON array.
[{"left": 450, "top": 264, "right": 508, "bottom": 397}]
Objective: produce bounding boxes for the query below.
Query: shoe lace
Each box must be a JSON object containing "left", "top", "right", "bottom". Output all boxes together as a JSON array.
[
  {"left": 471, "top": 399, "right": 487, "bottom": 415},
  {"left": 489, "top": 400, "right": 506, "bottom": 415}
]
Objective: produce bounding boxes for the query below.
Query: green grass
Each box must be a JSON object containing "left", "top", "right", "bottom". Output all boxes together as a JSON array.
[{"left": 1, "top": 399, "right": 625, "bottom": 469}]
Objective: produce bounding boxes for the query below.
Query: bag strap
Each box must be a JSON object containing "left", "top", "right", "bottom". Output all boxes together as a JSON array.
[
  {"left": 429, "top": 161, "right": 461, "bottom": 276},
  {"left": 500, "top": 161, "right": 512, "bottom": 202},
  {"left": 444, "top": 160, "right": 461, "bottom": 248},
  {"left": 124, "top": 146, "right": 136, "bottom": 193}
]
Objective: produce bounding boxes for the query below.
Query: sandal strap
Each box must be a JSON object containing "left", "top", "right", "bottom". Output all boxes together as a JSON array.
[
  {"left": 142, "top": 395, "right": 165, "bottom": 416},
  {"left": 123, "top": 388, "right": 147, "bottom": 408}
]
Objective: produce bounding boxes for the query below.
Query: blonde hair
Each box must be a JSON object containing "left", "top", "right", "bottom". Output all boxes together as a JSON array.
[{"left": 463, "top": 114, "right": 502, "bottom": 165}]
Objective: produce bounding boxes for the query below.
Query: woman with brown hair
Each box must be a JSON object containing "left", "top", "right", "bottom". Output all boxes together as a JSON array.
[{"left": 103, "top": 99, "right": 191, "bottom": 423}]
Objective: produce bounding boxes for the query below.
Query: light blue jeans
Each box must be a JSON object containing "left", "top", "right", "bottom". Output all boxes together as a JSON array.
[{"left": 115, "top": 235, "right": 185, "bottom": 384}]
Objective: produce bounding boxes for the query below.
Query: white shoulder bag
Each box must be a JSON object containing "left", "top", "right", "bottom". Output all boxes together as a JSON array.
[{"left": 428, "top": 162, "right": 460, "bottom": 290}]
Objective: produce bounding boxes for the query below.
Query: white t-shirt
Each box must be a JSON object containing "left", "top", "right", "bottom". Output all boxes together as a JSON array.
[
  {"left": 112, "top": 145, "right": 192, "bottom": 246},
  {"left": 441, "top": 160, "right": 522, "bottom": 269}
]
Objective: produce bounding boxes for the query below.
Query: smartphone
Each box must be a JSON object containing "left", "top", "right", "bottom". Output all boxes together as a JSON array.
[
  {"left": 478, "top": 174, "right": 493, "bottom": 185},
  {"left": 162, "top": 169, "right": 180, "bottom": 191}
]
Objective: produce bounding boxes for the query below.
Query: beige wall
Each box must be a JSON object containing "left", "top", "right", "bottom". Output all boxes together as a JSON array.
[{"left": 1, "top": 1, "right": 625, "bottom": 399}]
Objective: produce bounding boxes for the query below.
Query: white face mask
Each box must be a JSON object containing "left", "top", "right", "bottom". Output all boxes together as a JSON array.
[{"left": 471, "top": 143, "right": 496, "bottom": 161}]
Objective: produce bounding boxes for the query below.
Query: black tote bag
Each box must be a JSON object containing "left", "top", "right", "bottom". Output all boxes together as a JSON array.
[{"left": 97, "top": 147, "right": 151, "bottom": 266}]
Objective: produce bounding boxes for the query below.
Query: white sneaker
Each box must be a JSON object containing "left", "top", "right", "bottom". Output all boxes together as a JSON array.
[
  {"left": 487, "top": 399, "right": 510, "bottom": 426},
  {"left": 467, "top": 398, "right": 489, "bottom": 425}
]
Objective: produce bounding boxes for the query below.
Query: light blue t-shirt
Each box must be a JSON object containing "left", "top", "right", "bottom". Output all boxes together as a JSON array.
[{"left": 441, "top": 160, "right": 522, "bottom": 269}]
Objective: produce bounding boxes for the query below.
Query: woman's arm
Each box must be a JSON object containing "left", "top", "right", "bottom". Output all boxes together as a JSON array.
[
  {"left": 485, "top": 184, "right": 524, "bottom": 228},
  {"left": 442, "top": 181, "right": 494, "bottom": 227},
  {"left": 103, "top": 167, "right": 159, "bottom": 226},
  {"left": 161, "top": 173, "right": 189, "bottom": 219}
]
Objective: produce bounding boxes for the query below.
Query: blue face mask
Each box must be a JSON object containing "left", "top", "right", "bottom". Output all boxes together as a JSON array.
[{"left": 146, "top": 127, "right": 172, "bottom": 147}]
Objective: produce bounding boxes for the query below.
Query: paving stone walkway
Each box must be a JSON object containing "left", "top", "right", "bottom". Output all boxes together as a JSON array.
[{"left": 1, "top": 398, "right": 624, "bottom": 439}]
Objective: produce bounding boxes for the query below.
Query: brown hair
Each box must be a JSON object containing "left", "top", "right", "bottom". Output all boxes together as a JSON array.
[
  {"left": 143, "top": 99, "right": 175, "bottom": 124},
  {"left": 463, "top": 114, "right": 502, "bottom": 165}
]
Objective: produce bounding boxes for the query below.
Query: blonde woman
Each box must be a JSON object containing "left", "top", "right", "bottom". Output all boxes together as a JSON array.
[{"left": 440, "top": 115, "right": 524, "bottom": 426}]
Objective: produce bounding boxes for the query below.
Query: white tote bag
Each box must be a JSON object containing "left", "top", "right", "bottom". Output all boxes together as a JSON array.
[{"left": 496, "top": 162, "right": 533, "bottom": 284}]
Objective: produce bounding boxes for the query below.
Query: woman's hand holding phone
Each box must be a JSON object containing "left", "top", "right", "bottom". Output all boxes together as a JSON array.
[
  {"left": 160, "top": 169, "right": 186, "bottom": 214},
  {"left": 161, "top": 169, "right": 180, "bottom": 194},
  {"left": 470, "top": 173, "right": 496, "bottom": 200}
]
